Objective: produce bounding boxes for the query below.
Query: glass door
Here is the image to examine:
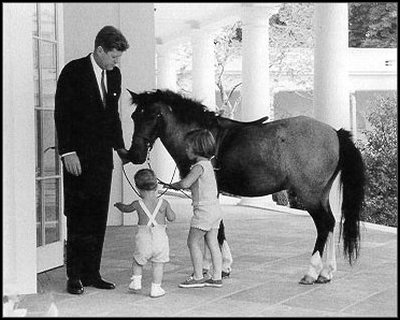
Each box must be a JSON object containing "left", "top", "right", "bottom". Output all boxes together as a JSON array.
[{"left": 33, "top": 3, "right": 65, "bottom": 273}]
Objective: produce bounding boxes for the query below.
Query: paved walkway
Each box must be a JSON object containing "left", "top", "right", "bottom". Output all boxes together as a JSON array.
[{"left": 18, "top": 196, "right": 397, "bottom": 317}]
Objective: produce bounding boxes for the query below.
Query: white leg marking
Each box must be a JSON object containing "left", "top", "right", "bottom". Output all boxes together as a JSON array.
[
  {"left": 306, "top": 251, "right": 323, "bottom": 280},
  {"left": 320, "top": 231, "right": 337, "bottom": 280}
]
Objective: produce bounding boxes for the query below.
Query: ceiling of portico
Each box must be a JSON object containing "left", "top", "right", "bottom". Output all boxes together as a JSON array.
[{"left": 153, "top": 3, "right": 243, "bottom": 45}]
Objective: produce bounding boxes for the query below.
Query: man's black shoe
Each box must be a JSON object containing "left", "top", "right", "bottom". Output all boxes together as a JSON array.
[
  {"left": 67, "top": 279, "right": 84, "bottom": 295},
  {"left": 82, "top": 278, "right": 115, "bottom": 289}
]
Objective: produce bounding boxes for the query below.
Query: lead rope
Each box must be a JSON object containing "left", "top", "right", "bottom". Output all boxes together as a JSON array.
[
  {"left": 122, "top": 145, "right": 191, "bottom": 199},
  {"left": 145, "top": 147, "right": 192, "bottom": 199}
]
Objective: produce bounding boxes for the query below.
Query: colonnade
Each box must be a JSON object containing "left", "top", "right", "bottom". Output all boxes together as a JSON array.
[{"left": 152, "top": 3, "right": 350, "bottom": 208}]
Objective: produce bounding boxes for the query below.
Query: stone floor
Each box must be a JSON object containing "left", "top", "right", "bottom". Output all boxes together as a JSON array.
[{"left": 17, "top": 196, "right": 397, "bottom": 317}]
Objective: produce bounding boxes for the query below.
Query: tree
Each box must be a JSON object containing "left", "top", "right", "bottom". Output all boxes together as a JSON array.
[
  {"left": 214, "top": 21, "right": 243, "bottom": 118},
  {"left": 349, "top": 2, "right": 398, "bottom": 48},
  {"left": 356, "top": 95, "right": 398, "bottom": 227}
]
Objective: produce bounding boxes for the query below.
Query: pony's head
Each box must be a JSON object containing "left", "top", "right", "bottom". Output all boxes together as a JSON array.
[
  {"left": 126, "top": 89, "right": 217, "bottom": 164},
  {"left": 127, "top": 89, "right": 165, "bottom": 164}
]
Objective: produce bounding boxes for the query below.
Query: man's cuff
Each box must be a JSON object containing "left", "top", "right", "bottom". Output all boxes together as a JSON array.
[{"left": 60, "top": 151, "right": 76, "bottom": 158}]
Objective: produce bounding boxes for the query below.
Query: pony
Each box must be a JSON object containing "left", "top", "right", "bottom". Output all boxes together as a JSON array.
[{"left": 125, "top": 89, "right": 365, "bottom": 284}]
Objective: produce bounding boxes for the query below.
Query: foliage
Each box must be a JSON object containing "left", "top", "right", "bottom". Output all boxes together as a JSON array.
[
  {"left": 269, "top": 3, "right": 315, "bottom": 93},
  {"left": 214, "top": 21, "right": 243, "bottom": 118},
  {"left": 349, "top": 2, "right": 398, "bottom": 48},
  {"left": 356, "top": 95, "right": 398, "bottom": 227}
]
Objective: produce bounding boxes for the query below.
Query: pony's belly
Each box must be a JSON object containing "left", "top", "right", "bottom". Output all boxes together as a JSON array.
[{"left": 217, "top": 171, "right": 282, "bottom": 197}]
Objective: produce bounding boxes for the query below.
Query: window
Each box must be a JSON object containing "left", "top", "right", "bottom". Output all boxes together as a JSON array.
[{"left": 33, "top": 3, "right": 62, "bottom": 247}]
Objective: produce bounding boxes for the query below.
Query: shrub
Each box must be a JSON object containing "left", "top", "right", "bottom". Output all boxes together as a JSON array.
[{"left": 356, "top": 95, "right": 398, "bottom": 227}]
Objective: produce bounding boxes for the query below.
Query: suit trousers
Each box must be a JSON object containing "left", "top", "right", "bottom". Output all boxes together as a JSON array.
[{"left": 63, "top": 163, "right": 112, "bottom": 281}]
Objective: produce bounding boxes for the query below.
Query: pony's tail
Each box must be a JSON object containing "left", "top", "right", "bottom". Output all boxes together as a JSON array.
[
  {"left": 337, "top": 129, "right": 366, "bottom": 265},
  {"left": 217, "top": 219, "right": 226, "bottom": 246}
]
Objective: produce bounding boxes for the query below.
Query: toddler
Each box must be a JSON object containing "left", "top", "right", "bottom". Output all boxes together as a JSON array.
[{"left": 114, "top": 169, "right": 176, "bottom": 298}]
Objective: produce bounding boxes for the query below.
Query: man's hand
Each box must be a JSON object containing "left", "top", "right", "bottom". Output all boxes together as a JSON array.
[
  {"left": 117, "top": 148, "right": 130, "bottom": 165},
  {"left": 63, "top": 153, "right": 82, "bottom": 176}
]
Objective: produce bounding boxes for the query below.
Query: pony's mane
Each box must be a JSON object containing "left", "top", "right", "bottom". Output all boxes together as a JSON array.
[{"left": 138, "top": 89, "right": 218, "bottom": 126}]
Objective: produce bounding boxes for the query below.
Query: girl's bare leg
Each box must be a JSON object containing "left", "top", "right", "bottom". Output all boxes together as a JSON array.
[
  {"left": 205, "top": 229, "right": 222, "bottom": 280},
  {"left": 187, "top": 227, "right": 207, "bottom": 279}
]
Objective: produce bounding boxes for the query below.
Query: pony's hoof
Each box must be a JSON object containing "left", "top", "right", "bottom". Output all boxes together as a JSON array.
[
  {"left": 299, "top": 275, "right": 316, "bottom": 285},
  {"left": 315, "top": 275, "right": 331, "bottom": 284}
]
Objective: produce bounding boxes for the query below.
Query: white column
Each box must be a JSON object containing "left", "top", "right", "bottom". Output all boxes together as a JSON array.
[
  {"left": 157, "top": 43, "right": 177, "bottom": 91},
  {"left": 350, "top": 90, "right": 357, "bottom": 139},
  {"left": 240, "top": 4, "right": 279, "bottom": 121},
  {"left": 119, "top": 3, "right": 156, "bottom": 225},
  {"left": 191, "top": 28, "right": 216, "bottom": 110},
  {"left": 3, "top": 3, "right": 37, "bottom": 294},
  {"left": 314, "top": 3, "right": 350, "bottom": 130},
  {"left": 239, "top": 4, "right": 279, "bottom": 208},
  {"left": 152, "top": 43, "right": 179, "bottom": 187}
]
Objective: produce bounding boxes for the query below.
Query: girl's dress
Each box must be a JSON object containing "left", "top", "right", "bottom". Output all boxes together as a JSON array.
[
  {"left": 133, "top": 198, "right": 170, "bottom": 265},
  {"left": 189, "top": 160, "right": 222, "bottom": 231}
]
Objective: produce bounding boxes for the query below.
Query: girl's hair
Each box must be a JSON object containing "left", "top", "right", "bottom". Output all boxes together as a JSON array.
[
  {"left": 134, "top": 169, "right": 158, "bottom": 190},
  {"left": 184, "top": 129, "right": 216, "bottom": 159}
]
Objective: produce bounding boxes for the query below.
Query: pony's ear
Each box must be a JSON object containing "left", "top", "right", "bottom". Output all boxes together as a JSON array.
[{"left": 127, "top": 89, "right": 139, "bottom": 104}]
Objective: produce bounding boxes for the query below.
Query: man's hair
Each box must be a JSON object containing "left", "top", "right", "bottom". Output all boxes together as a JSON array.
[
  {"left": 134, "top": 169, "right": 158, "bottom": 191},
  {"left": 94, "top": 25, "right": 129, "bottom": 52},
  {"left": 184, "top": 129, "right": 216, "bottom": 159}
]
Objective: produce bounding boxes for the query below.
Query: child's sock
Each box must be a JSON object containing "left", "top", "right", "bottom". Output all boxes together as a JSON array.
[
  {"left": 150, "top": 282, "right": 165, "bottom": 298},
  {"left": 129, "top": 275, "right": 142, "bottom": 290}
]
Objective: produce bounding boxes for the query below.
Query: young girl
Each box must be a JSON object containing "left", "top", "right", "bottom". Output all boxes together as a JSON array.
[
  {"left": 114, "top": 169, "right": 176, "bottom": 298},
  {"left": 170, "top": 129, "right": 223, "bottom": 288}
]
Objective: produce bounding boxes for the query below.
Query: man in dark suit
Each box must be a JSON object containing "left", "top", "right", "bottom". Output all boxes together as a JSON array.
[{"left": 55, "top": 25, "right": 129, "bottom": 295}]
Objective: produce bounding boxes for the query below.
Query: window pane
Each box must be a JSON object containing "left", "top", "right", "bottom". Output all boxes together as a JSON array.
[
  {"left": 33, "top": 40, "right": 40, "bottom": 109},
  {"left": 35, "top": 109, "right": 43, "bottom": 177},
  {"left": 39, "top": 3, "right": 56, "bottom": 41},
  {"left": 32, "top": 4, "right": 39, "bottom": 37},
  {"left": 40, "top": 42, "right": 57, "bottom": 109},
  {"left": 41, "top": 110, "right": 58, "bottom": 176},
  {"left": 44, "top": 179, "right": 61, "bottom": 244},
  {"left": 36, "top": 181, "right": 43, "bottom": 247}
]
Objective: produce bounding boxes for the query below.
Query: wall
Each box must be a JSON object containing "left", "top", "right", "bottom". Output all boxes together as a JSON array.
[
  {"left": 3, "top": 3, "right": 37, "bottom": 294},
  {"left": 62, "top": 3, "right": 156, "bottom": 225}
]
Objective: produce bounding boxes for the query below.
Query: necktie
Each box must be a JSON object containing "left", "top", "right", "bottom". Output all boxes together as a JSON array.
[{"left": 101, "top": 70, "right": 107, "bottom": 107}]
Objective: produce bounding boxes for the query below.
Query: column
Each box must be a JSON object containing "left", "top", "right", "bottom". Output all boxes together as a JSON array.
[
  {"left": 350, "top": 90, "right": 357, "bottom": 139},
  {"left": 119, "top": 3, "right": 156, "bottom": 225},
  {"left": 191, "top": 27, "right": 216, "bottom": 110},
  {"left": 3, "top": 3, "right": 37, "bottom": 294},
  {"left": 157, "top": 42, "right": 177, "bottom": 91},
  {"left": 239, "top": 4, "right": 280, "bottom": 208},
  {"left": 152, "top": 43, "right": 179, "bottom": 186},
  {"left": 240, "top": 4, "right": 279, "bottom": 121},
  {"left": 314, "top": 3, "right": 350, "bottom": 130}
]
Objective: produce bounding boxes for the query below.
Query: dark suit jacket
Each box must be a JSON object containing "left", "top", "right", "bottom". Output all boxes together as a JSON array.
[
  {"left": 55, "top": 54, "right": 125, "bottom": 171},
  {"left": 55, "top": 54, "right": 125, "bottom": 201}
]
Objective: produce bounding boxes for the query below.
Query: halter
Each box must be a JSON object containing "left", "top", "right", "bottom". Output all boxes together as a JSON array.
[{"left": 122, "top": 135, "right": 191, "bottom": 199}]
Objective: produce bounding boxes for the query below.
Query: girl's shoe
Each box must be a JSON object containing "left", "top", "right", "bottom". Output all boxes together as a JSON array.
[
  {"left": 150, "top": 283, "right": 165, "bottom": 298},
  {"left": 204, "top": 278, "right": 223, "bottom": 288},
  {"left": 190, "top": 269, "right": 211, "bottom": 279},
  {"left": 179, "top": 276, "right": 206, "bottom": 288}
]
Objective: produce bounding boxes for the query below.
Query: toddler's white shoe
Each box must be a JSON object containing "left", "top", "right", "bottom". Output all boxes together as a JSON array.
[
  {"left": 150, "top": 283, "right": 165, "bottom": 298},
  {"left": 128, "top": 275, "right": 142, "bottom": 292}
]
